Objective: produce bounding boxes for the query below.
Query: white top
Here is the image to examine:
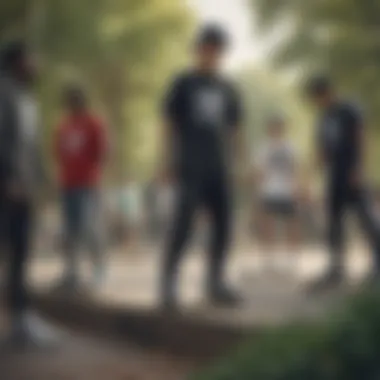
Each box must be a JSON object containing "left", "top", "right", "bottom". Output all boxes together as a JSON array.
[{"left": 254, "top": 139, "right": 298, "bottom": 201}]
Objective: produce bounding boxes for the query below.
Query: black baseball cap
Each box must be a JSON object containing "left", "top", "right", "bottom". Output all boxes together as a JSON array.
[
  {"left": 306, "top": 74, "right": 333, "bottom": 97},
  {"left": 196, "top": 24, "right": 229, "bottom": 49}
]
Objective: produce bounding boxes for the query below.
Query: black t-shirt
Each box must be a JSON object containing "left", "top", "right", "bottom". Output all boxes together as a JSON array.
[
  {"left": 164, "top": 71, "right": 242, "bottom": 175},
  {"left": 318, "top": 101, "right": 363, "bottom": 178}
]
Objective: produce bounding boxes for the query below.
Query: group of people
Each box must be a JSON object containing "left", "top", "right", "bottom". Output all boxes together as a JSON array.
[
  {"left": 1, "top": 23, "right": 380, "bottom": 347},
  {"left": 0, "top": 41, "right": 109, "bottom": 346},
  {"left": 159, "top": 25, "right": 380, "bottom": 307}
]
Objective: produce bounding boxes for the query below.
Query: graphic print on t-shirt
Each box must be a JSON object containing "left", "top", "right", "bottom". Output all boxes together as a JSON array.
[
  {"left": 192, "top": 86, "right": 225, "bottom": 127},
  {"left": 256, "top": 141, "right": 297, "bottom": 200},
  {"left": 268, "top": 149, "right": 294, "bottom": 176},
  {"left": 64, "top": 129, "right": 86, "bottom": 155}
]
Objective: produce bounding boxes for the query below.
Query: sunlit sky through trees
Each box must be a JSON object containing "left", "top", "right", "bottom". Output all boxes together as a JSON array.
[{"left": 187, "top": 0, "right": 274, "bottom": 71}]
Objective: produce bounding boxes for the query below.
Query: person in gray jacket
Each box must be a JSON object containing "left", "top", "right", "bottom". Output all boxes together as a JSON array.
[{"left": 0, "top": 41, "right": 54, "bottom": 348}]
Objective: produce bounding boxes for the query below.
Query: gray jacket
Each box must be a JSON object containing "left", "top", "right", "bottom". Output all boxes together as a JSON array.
[{"left": 0, "top": 74, "right": 45, "bottom": 196}]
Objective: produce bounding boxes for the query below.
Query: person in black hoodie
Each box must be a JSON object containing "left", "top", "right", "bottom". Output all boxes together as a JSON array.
[{"left": 0, "top": 41, "right": 55, "bottom": 348}]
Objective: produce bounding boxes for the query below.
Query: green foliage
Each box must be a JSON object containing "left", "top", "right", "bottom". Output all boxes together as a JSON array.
[
  {"left": 251, "top": 0, "right": 380, "bottom": 181},
  {"left": 192, "top": 290, "right": 380, "bottom": 380},
  {"left": 0, "top": 1, "right": 29, "bottom": 38},
  {"left": 40, "top": 0, "right": 193, "bottom": 180},
  {"left": 237, "top": 68, "right": 313, "bottom": 162},
  {"left": 0, "top": 0, "right": 194, "bottom": 181},
  {"left": 251, "top": 0, "right": 380, "bottom": 115}
]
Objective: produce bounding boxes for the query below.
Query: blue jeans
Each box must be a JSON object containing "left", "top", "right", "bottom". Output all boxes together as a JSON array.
[{"left": 62, "top": 188, "right": 104, "bottom": 280}]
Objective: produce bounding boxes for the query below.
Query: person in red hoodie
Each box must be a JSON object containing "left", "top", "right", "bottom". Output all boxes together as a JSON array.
[{"left": 54, "top": 84, "right": 107, "bottom": 291}]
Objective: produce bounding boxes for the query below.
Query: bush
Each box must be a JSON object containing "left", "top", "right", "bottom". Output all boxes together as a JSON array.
[{"left": 192, "top": 291, "right": 380, "bottom": 380}]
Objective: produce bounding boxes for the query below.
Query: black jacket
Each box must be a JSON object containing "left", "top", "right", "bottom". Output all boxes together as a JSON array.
[{"left": 0, "top": 73, "right": 44, "bottom": 195}]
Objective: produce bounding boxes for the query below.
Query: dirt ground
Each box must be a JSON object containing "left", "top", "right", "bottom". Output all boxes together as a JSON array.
[{"left": 0, "top": 313, "right": 193, "bottom": 380}]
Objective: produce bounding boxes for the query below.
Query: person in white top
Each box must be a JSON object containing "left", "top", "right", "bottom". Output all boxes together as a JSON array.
[{"left": 253, "top": 115, "right": 302, "bottom": 274}]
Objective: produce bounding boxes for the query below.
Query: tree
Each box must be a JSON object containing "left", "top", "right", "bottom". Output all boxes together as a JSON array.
[
  {"left": 237, "top": 68, "right": 312, "bottom": 162},
  {"left": 0, "top": 0, "right": 194, "bottom": 181},
  {"left": 0, "top": 1, "right": 29, "bottom": 38},
  {"left": 250, "top": 0, "right": 380, "bottom": 179}
]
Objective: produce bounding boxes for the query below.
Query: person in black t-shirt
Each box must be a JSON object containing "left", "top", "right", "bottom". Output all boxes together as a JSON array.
[
  {"left": 306, "top": 75, "right": 380, "bottom": 292},
  {"left": 161, "top": 25, "right": 243, "bottom": 309}
]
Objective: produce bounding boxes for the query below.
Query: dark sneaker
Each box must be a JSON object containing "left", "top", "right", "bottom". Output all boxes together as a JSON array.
[
  {"left": 208, "top": 285, "right": 244, "bottom": 308},
  {"left": 306, "top": 270, "right": 345, "bottom": 295}
]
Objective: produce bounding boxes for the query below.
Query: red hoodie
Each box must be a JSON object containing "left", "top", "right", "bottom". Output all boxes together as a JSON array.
[{"left": 55, "top": 112, "right": 107, "bottom": 189}]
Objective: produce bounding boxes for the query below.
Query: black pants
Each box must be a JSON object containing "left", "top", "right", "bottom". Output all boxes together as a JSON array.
[
  {"left": 327, "top": 179, "right": 380, "bottom": 273},
  {"left": 0, "top": 190, "right": 32, "bottom": 317},
  {"left": 163, "top": 170, "right": 231, "bottom": 293}
]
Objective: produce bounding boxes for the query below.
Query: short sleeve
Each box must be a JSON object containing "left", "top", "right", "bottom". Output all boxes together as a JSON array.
[
  {"left": 226, "top": 83, "right": 243, "bottom": 128},
  {"left": 162, "top": 75, "right": 186, "bottom": 123}
]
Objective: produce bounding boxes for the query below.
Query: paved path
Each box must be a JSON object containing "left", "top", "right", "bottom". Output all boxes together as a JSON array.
[
  {"left": 0, "top": 243, "right": 373, "bottom": 379},
  {"left": 29, "top": 242, "right": 374, "bottom": 327},
  {"left": 0, "top": 311, "right": 192, "bottom": 380}
]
